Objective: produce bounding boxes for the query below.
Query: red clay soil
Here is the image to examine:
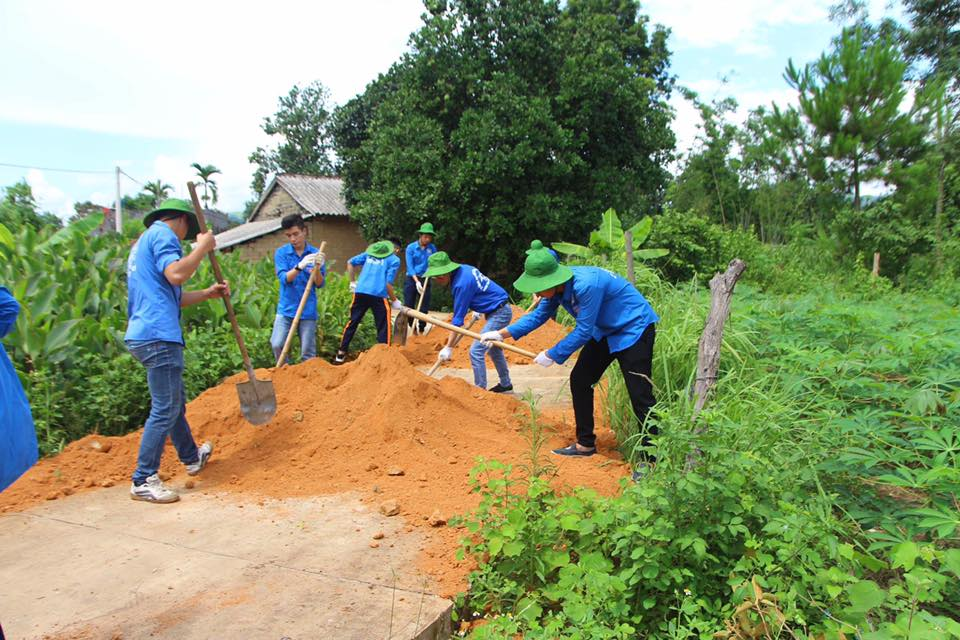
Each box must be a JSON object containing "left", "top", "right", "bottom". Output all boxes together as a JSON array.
[
  {"left": 0, "top": 345, "right": 627, "bottom": 597},
  {"left": 400, "top": 304, "right": 571, "bottom": 368}
]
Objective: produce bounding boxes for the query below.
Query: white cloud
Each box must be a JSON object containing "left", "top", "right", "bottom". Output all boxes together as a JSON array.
[{"left": 26, "top": 169, "right": 73, "bottom": 220}]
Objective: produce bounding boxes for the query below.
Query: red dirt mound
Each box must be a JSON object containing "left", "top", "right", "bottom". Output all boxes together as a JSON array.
[
  {"left": 0, "top": 345, "right": 626, "bottom": 596},
  {"left": 400, "top": 304, "right": 571, "bottom": 368}
]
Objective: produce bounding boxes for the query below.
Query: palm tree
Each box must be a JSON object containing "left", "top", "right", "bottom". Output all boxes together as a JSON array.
[
  {"left": 191, "top": 163, "right": 221, "bottom": 207},
  {"left": 142, "top": 180, "right": 173, "bottom": 207}
]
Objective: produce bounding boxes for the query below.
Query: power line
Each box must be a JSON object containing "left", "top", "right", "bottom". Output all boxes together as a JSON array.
[
  {"left": 118, "top": 169, "right": 145, "bottom": 187},
  {"left": 0, "top": 161, "right": 114, "bottom": 175}
]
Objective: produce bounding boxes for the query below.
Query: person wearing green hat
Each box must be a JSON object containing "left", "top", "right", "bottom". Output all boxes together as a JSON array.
[
  {"left": 335, "top": 238, "right": 403, "bottom": 363},
  {"left": 481, "top": 240, "right": 659, "bottom": 464},
  {"left": 403, "top": 222, "right": 438, "bottom": 333},
  {"left": 125, "top": 198, "right": 227, "bottom": 503},
  {"left": 425, "top": 252, "right": 514, "bottom": 392}
]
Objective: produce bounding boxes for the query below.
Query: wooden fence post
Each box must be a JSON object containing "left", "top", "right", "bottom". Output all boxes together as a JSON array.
[{"left": 624, "top": 230, "right": 635, "bottom": 284}]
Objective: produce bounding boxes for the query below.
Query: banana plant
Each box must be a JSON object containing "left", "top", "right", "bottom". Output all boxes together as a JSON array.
[{"left": 552, "top": 208, "right": 669, "bottom": 263}]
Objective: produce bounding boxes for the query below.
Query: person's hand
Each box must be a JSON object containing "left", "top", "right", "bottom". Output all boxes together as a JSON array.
[
  {"left": 438, "top": 346, "right": 453, "bottom": 361},
  {"left": 297, "top": 253, "right": 318, "bottom": 270},
  {"left": 207, "top": 281, "right": 229, "bottom": 300},
  {"left": 315, "top": 252, "right": 326, "bottom": 268},
  {"left": 480, "top": 330, "right": 503, "bottom": 344},
  {"left": 469, "top": 311, "right": 482, "bottom": 325},
  {"left": 391, "top": 298, "right": 402, "bottom": 311},
  {"left": 415, "top": 280, "right": 425, "bottom": 295},
  {"left": 349, "top": 281, "right": 357, "bottom": 293},
  {"left": 194, "top": 231, "right": 216, "bottom": 255},
  {"left": 534, "top": 351, "right": 554, "bottom": 367}
]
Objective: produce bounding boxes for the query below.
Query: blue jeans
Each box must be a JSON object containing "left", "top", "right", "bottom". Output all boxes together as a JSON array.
[
  {"left": 126, "top": 340, "right": 200, "bottom": 484},
  {"left": 469, "top": 304, "right": 513, "bottom": 389},
  {"left": 270, "top": 314, "right": 317, "bottom": 364}
]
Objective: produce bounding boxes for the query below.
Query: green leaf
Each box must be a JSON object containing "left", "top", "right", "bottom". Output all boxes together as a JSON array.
[
  {"left": 633, "top": 248, "right": 670, "bottom": 260},
  {"left": 551, "top": 242, "right": 592, "bottom": 258},
  {"left": 0, "top": 222, "right": 13, "bottom": 249},
  {"left": 43, "top": 319, "right": 82, "bottom": 358},
  {"left": 42, "top": 211, "right": 104, "bottom": 248},
  {"left": 627, "top": 216, "right": 652, "bottom": 245},
  {"left": 30, "top": 283, "right": 59, "bottom": 319},
  {"left": 891, "top": 541, "right": 919, "bottom": 571},
  {"left": 641, "top": 563, "right": 659, "bottom": 579},
  {"left": 942, "top": 549, "right": 960, "bottom": 577},
  {"left": 847, "top": 580, "right": 885, "bottom": 612},
  {"left": 516, "top": 597, "right": 542, "bottom": 622},
  {"left": 503, "top": 540, "right": 524, "bottom": 557},
  {"left": 596, "top": 208, "right": 623, "bottom": 246},
  {"left": 542, "top": 548, "right": 569, "bottom": 571}
]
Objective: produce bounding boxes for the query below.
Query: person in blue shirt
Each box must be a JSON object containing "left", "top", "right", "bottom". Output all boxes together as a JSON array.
[
  {"left": 125, "top": 199, "right": 229, "bottom": 503},
  {"left": 423, "top": 252, "right": 514, "bottom": 393},
  {"left": 403, "top": 222, "right": 438, "bottom": 333},
  {"left": 270, "top": 214, "right": 327, "bottom": 365},
  {"left": 335, "top": 239, "right": 402, "bottom": 363},
  {"left": 482, "top": 240, "right": 659, "bottom": 463},
  {"left": 0, "top": 286, "right": 38, "bottom": 492}
]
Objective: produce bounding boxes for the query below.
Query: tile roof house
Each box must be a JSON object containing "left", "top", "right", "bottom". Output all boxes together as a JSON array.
[{"left": 215, "top": 175, "right": 366, "bottom": 271}]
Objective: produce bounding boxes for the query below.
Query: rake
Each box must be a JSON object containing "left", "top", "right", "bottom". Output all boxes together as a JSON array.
[{"left": 393, "top": 306, "right": 536, "bottom": 359}]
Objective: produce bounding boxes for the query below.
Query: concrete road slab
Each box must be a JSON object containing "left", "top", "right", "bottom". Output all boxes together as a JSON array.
[
  {"left": 425, "top": 363, "right": 573, "bottom": 408},
  {"left": 0, "top": 488, "right": 451, "bottom": 640}
]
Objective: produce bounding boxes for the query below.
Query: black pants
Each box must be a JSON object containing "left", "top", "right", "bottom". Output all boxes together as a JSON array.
[
  {"left": 339, "top": 293, "right": 391, "bottom": 352},
  {"left": 403, "top": 276, "right": 431, "bottom": 331},
  {"left": 570, "top": 324, "right": 656, "bottom": 456}
]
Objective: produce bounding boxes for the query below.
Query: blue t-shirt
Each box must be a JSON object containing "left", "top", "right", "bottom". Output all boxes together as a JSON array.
[
  {"left": 349, "top": 252, "right": 401, "bottom": 298},
  {"left": 274, "top": 243, "right": 326, "bottom": 321},
  {"left": 125, "top": 221, "right": 185, "bottom": 344},
  {"left": 449, "top": 265, "right": 509, "bottom": 327},
  {"left": 507, "top": 266, "right": 659, "bottom": 364},
  {"left": 0, "top": 287, "right": 38, "bottom": 491},
  {"left": 405, "top": 241, "right": 437, "bottom": 278}
]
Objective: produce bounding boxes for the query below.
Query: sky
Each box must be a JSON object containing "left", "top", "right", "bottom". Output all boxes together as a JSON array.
[{"left": 0, "top": 0, "right": 904, "bottom": 220}]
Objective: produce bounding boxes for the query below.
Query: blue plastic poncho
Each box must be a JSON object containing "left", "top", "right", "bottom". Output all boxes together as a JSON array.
[{"left": 0, "top": 286, "right": 38, "bottom": 491}]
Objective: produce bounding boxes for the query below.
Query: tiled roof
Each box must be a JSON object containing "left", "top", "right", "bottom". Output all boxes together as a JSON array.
[{"left": 249, "top": 174, "right": 348, "bottom": 221}]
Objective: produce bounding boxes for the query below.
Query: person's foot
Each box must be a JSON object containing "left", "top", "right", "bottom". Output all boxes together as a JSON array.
[
  {"left": 489, "top": 383, "right": 514, "bottom": 393},
  {"left": 130, "top": 474, "right": 179, "bottom": 503},
  {"left": 551, "top": 443, "right": 596, "bottom": 457},
  {"left": 185, "top": 441, "right": 213, "bottom": 476},
  {"left": 334, "top": 351, "right": 347, "bottom": 364}
]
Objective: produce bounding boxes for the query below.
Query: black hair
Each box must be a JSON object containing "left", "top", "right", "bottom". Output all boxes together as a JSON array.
[
  {"left": 389, "top": 237, "right": 402, "bottom": 247},
  {"left": 160, "top": 212, "right": 186, "bottom": 222},
  {"left": 281, "top": 214, "right": 306, "bottom": 230}
]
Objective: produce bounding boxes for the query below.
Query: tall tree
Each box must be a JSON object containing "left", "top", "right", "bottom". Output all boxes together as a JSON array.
[
  {"left": 249, "top": 81, "right": 336, "bottom": 195},
  {"left": 332, "top": 0, "right": 674, "bottom": 274},
  {"left": 777, "top": 27, "right": 924, "bottom": 210},
  {"left": 190, "top": 163, "right": 221, "bottom": 207},
  {"left": 141, "top": 180, "right": 173, "bottom": 207},
  {"left": 0, "top": 180, "right": 62, "bottom": 231}
]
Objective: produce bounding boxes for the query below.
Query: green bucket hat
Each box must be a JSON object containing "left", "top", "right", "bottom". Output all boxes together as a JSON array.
[
  {"left": 417, "top": 222, "right": 436, "bottom": 236},
  {"left": 423, "top": 251, "right": 460, "bottom": 278},
  {"left": 513, "top": 240, "right": 573, "bottom": 293},
  {"left": 144, "top": 198, "right": 200, "bottom": 240},
  {"left": 366, "top": 240, "right": 395, "bottom": 259}
]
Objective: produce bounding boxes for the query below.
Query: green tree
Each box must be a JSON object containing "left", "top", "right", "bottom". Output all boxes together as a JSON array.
[
  {"left": 0, "top": 180, "right": 62, "bottom": 231},
  {"left": 190, "top": 163, "right": 221, "bottom": 207},
  {"left": 141, "top": 180, "right": 173, "bottom": 208},
  {"left": 249, "top": 81, "right": 335, "bottom": 196},
  {"left": 332, "top": 0, "right": 674, "bottom": 275},
  {"left": 776, "top": 27, "right": 925, "bottom": 211},
  {"left": 69, "top": 201, "right": 108, "bottom": 224}
]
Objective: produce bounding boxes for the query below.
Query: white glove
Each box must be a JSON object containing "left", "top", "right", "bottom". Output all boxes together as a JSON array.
[
  {"left": 469, "top": 311, "right": 483, "bottom": 324},
  {"left": 534, "top": 351, "right": 555, "bottom": 367},
  {"left": 315, "top": 252, "right": 326, "bottom": 268},
  {"left": 480, "top": 330, "right": 503, "bottom": 344},
  {"left": 438, "top": 346, "right": 453, "bottom": 361},
  {"left": 391, "top": 298, "right": 402, "bottom": 311},
  {"left": 415, "top": 280, "right": 425, "bottom": 295},
  {"left": 349, "top": 281, "right": 357, "bottom": 292},
  {"left": 297, "top": 253, "right": 318, "bottom": 270}
]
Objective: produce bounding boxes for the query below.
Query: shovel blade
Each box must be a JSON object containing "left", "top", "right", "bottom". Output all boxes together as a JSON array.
[
  {"left": 236, "top": 378, "right": 277, "bottom": 426},
  {"left": 392, "top": 310, "right": 409, "bottom": 346}
]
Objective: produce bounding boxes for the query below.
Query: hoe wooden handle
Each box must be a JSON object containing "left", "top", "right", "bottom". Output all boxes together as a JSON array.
[{"left": 401, "top": 307, "right": 536, "bottom": 359}]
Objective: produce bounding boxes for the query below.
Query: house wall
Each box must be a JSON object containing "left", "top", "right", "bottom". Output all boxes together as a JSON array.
[
  {"left": 254, "top": 187, "right": 302, "bottom": 220},
  {"left": 234, "top": 217, "right": 368, "bottom": 272}
]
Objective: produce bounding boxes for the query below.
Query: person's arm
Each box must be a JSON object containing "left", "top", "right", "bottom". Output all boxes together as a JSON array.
[
  {"left": 405, "top": 244, "right": 420, "bottom": 287},
  {"left": 386, "top": 258, "right": 401, "bottom": 301},
  {"left": 163, "top": 231, "right": 215, "bottom": 286},
  {"left": 544, "top": 286, "right": 601, "bottom": 363},
  {"left": 180, "top": 282, "right": 230, "bottom": 307},
  {"left": 0, "top": 287, "right": 20, "bottom": 338},
  {"left": 502, "top": 295, "right": 560, "bottom": 340},
  {"left": 315, "top": 263, "right": 326, "bottom": 288}
]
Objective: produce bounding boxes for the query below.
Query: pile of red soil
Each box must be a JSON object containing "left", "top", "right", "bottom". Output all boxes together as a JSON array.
[
  {"left": 400, "top": 304, "right": 571, "bottom": 368},
  {"left": 0, "top": 345, "right": 626, "bottom": 596}
]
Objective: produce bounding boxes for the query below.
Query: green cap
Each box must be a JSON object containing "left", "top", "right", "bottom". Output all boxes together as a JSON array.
[
  {"left": 144, "top": 198, "right": 200, "bottom": 240},
  {"left": 366, "top": 240, "right": 394, "bottom": 259},
  {"left": 513, "top": 239, "right": 573, "bottom": 293},
  {"left": 417, "top": 222, "right": 436, "bottom": 236},
  {"left": 423, "top": 251, "right": 460, "bottom": 278}
]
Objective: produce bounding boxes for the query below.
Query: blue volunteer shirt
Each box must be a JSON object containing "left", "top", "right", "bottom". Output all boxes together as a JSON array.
[
  {"left": 506, "top": 266, "right": 659, "bottom": 364},
  {"left": 274, "top": 243, "right": 326, "bottom": 321},
  {"left": 0, "top": 287, "right": 38, "bottom": 491},
  {"left": 125, "top": 221, "right": 185, "bottom": 344},
  {"left": 449, "top": 265, "right": 509, "bottom": 327},
  {"left": 405, "top": 241, "right": 437, "bottom": 278},
  {"left": 349, "top": 251, "right": 401, "bottom": 298}
]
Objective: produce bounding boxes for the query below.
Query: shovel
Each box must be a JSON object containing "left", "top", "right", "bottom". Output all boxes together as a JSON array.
[
  {"left": 187, "top": 182, "right": 276, "bottom": 425},
  {"left": 412, "top": 276, "right": 429, "bottom": 335},
  {"left": 275, "top": 240, "right": 327, "bottom": 368},
  {"left": 394, "top": 306, "right": 536, "bottom": 359}
]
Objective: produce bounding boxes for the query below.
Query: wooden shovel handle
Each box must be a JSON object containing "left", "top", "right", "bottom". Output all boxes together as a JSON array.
[
  {"left": 401, "top": 307, "right": 536, "bottom": 359},
  {"left": 187, "top": 182, "right": 257, "bottom": 382},
  {"left": 426, "top": 313, "right": 479, "bottom": 376},
  {"left": 276, "top": 240, "right": 327, "bottom": 367}
]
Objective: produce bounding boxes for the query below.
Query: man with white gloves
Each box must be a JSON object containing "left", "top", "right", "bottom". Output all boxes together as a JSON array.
[
  {"left": 270, "top": 214, "right": 326, "bottom": 364},
  {"left": 482, "top": 240, "right": 659, "bottom": 460},
  {"left": 424, "top": 252, "right": 514, "bottom": 393}
]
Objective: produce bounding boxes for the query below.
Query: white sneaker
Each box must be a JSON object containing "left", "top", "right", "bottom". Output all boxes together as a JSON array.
[
  {"left": 185, "top": 441, "right": 213, "bottom": 476},
  {"left": 130, "top": 474, "right": 180, "bottom": 503}
]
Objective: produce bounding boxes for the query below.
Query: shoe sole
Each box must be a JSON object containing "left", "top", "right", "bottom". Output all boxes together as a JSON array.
[{"left": 130, "top": 492, "right": 180, "bottom": 504}]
